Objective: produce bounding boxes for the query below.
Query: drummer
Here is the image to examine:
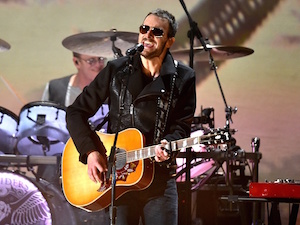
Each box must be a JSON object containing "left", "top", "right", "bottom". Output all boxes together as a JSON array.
[
  {"left": 42, "top": 52, "right": 108, "bottom": 120},
  {"left": 42, "top": 51, "right": 109, "bottom": 130}
]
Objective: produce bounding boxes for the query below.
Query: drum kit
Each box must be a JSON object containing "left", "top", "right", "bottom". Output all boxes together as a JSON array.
[{"left": 0, "top": 32, "right": 258, "bottom": 224}]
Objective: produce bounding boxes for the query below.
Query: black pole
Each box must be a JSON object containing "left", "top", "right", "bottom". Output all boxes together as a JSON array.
[
  {"left": 106, "top": 56, "right": 134, "bottom": 225},
  {"left": 178, "top": 1, "right": 209, "bottom": 224}
]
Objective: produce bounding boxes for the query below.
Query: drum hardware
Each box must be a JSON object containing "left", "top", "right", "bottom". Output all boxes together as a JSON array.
[
  {"left": 0, "top": 154, "right": 59, "bottom": 165},
  {"left": 177, "top": 142, "right": 262, "bottom": 225},
  {"left": 13, "top": 101, "right": 68, "bottom": 191},
  {"left": 201, "top": 106, "right": 215, "bottom": 128},
  {"left": 176, "top": 126, "right": 237, "bottom": 191},
  {"left": 192, "top": 107, "right": 215, "bottom": 132},
  {"left": 110, "top": 29, "right": 124, "bottom": 58},
  {"left": 204, "top": 40, "right": 239, "bottom": 130},
  {"left": 25, "top": 111, "right": 61, "bottom": 152},
  {"left": 0, "top": 153, "right": 60, "bottom": 186},
  {"left": 176, "top": 155, "right": 218, "bottom": 190},
  {"left": 16, "top": 101, "right": 69, "bottom": 156},
  {"left": 28, "top": 136, "right": 60, "bottom": 152},
  {"left": 0, "top": 38, "right": 10, "bottom": 52},
  {"left": 62, "top": 29, "right": 138, "bottom": 59},
  {"left": 0, "top": 106, "right": 18, "bottom": 155},
  {"left": 174, "top": 34, "right": 252, "bottom": 220}
]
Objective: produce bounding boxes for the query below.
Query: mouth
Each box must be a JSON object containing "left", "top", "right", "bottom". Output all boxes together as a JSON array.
[{"left": 142, "top": 40, "right": 155, "bottom": 49}]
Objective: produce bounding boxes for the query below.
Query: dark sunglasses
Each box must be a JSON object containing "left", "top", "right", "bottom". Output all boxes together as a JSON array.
[{"left": 139, "top": 25, "right": 164, "bottom": 37}]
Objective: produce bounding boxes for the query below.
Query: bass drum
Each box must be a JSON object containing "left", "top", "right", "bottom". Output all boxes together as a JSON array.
[
  {"left": 0, "top": 170, "right": 77, "bottom": 225},
  {"left": 0, "top": 106, "right": 18, "bottom": 154},
  {"left": 16, "top": 101, "right": 69, "bottom": 156},
  {"left": 176, "top": 129, "right": 217, "bottom": 190}
]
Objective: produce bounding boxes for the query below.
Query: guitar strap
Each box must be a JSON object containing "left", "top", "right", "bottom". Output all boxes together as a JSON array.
[{"left": 153, "top": 60, "right": 178, "bottom": 145}]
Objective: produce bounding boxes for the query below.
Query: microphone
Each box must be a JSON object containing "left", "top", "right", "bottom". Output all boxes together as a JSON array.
[{"left": 126, "top": 43, "right": 144, "bottom": 56}]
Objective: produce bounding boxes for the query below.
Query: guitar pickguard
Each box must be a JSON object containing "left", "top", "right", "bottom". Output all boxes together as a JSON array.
[{"left": 116, "top": 161, "right": 139, "bottom": 181}]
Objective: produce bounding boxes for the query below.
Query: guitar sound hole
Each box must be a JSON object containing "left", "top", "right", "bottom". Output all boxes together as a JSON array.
[
  {"left": 115, "top": 149, "right": 139, "bottom": 182},
  {"left": 115, "top": 148, "right": 127, "bottom": 170}
]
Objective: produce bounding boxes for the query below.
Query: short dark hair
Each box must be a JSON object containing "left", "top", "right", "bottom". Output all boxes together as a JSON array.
[
  {"left": 73, "top": 52, "right": 80, "bottom": 58},
  {"left": 146, "top": 8, "right": 178, "bottom": 38}
]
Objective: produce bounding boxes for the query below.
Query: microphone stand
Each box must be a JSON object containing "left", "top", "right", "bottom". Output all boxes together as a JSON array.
[
  {"left": 106, "top": 55, "right": 133, "bottom": 225},
  {"left": 178, "top": 1, "right": 205, "bottom": 225},
  {"left": 179, "top": 0, "right": 237, "bottom": 224},
  {"left": 179, "top": 0, "right": 208, "bottom": 69},
  {"left": 179, "top": 0, "right": 237, "bottom": 130}
]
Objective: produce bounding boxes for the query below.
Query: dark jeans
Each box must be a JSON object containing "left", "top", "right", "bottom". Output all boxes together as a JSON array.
[{"left": 108, "top": 176, "right": 178, "bottom": 225}]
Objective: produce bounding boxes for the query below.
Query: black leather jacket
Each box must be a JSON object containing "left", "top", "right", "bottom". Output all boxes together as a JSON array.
[{"left": 66, "top": 51, "right": 196, "bottom": 164}]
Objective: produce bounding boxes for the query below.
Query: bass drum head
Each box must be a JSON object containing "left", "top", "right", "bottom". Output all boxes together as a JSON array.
[
  {"left": 0, "top": 106, "right": 18, "bottom": 154},
  {"left": 0, "top": 170, "right": 77, "bottom": 225}
]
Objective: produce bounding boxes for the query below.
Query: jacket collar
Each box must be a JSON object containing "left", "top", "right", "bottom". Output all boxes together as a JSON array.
[{"left": 130, "top": 51, "right": 177, "bottom": 100}]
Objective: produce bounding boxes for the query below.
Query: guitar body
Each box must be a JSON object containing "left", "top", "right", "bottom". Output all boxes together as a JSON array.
[
  {"left": 62, "top": 127, "right": 230, "bottom": 211},
  {"left": 62, "top": 128, "right": 154, "bottom": 212}
]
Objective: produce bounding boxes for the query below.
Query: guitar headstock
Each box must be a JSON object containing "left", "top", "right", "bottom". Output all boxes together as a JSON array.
[{"left": 201, "top": 128, "right": 235, "bottom": 146}]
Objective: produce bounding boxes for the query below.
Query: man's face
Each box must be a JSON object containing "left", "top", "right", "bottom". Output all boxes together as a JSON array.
[
  {"left": 76, "top": 54, "right": 106, "bottom": 80},
  {"left": 138, "top": 14, "right": 172, "bottom": 59}
]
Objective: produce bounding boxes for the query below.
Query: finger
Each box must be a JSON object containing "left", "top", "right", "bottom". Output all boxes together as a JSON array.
[
  {"left": 89, "top": 166, "right": 102, "bottom": 184},
  {"left": 88, "top": 170, "right": 97, "bottom": 183},
  {"left": 155, "top": 155, "right": 161, "bottom": 162},
  {"left": 95, "top": 170, "right": 104, "bottom": 184},
  {"left": 163, "top": 150, "right": 168, "bottom": 157},
  {"left": 158, "top": 148, "right": 167, "bottom": 158}
]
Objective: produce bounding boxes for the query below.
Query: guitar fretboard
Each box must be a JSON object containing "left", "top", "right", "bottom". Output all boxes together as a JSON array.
[{"left": 126, "top": 132, "right": 228, "bottom": 163}]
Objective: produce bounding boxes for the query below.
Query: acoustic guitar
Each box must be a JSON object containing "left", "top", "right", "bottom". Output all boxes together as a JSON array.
[{"left": 61, "top": 128, "right": 229, "bottom": 212}]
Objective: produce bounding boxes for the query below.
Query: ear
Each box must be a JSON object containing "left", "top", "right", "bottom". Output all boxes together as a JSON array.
[
  {"left": 166, "top": 37, "right": 175, "bottom": 49},
  {"left": 73, "top": 57, "right": 79, "bottom": 67}
]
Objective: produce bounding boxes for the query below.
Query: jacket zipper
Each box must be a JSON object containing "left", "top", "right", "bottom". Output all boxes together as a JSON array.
[{"left": 130, "top": 103, "right": 134, "bottom": 126}]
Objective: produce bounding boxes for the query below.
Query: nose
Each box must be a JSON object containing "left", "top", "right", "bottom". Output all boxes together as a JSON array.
[{"left": 144, "top": 30, "right": 154, "bottom": 37}]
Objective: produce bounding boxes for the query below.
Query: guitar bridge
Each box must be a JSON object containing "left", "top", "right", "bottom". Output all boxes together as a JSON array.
[{"left": 97, "top": 181, "right": 110, "bottom": 192}]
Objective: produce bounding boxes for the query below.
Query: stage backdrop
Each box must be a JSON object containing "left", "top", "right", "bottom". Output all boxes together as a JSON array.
[{"left": 0, "top": 0, "right": 299, "bottom": 183}]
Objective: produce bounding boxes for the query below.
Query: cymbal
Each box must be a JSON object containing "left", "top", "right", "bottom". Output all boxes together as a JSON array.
[
  {"left": 0, "top": 38, "right": 11, "bottom": 52},
  {"left": 171, "top": 44, "right": 254, "bottom": 62},
  {"left": 62, "top": 30, "right": 138, "bottom": 58}
]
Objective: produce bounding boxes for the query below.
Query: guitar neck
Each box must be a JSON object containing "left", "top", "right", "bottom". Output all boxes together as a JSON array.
[{"left": 126, "top": 132, "right": 226, "bottom": 163}]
